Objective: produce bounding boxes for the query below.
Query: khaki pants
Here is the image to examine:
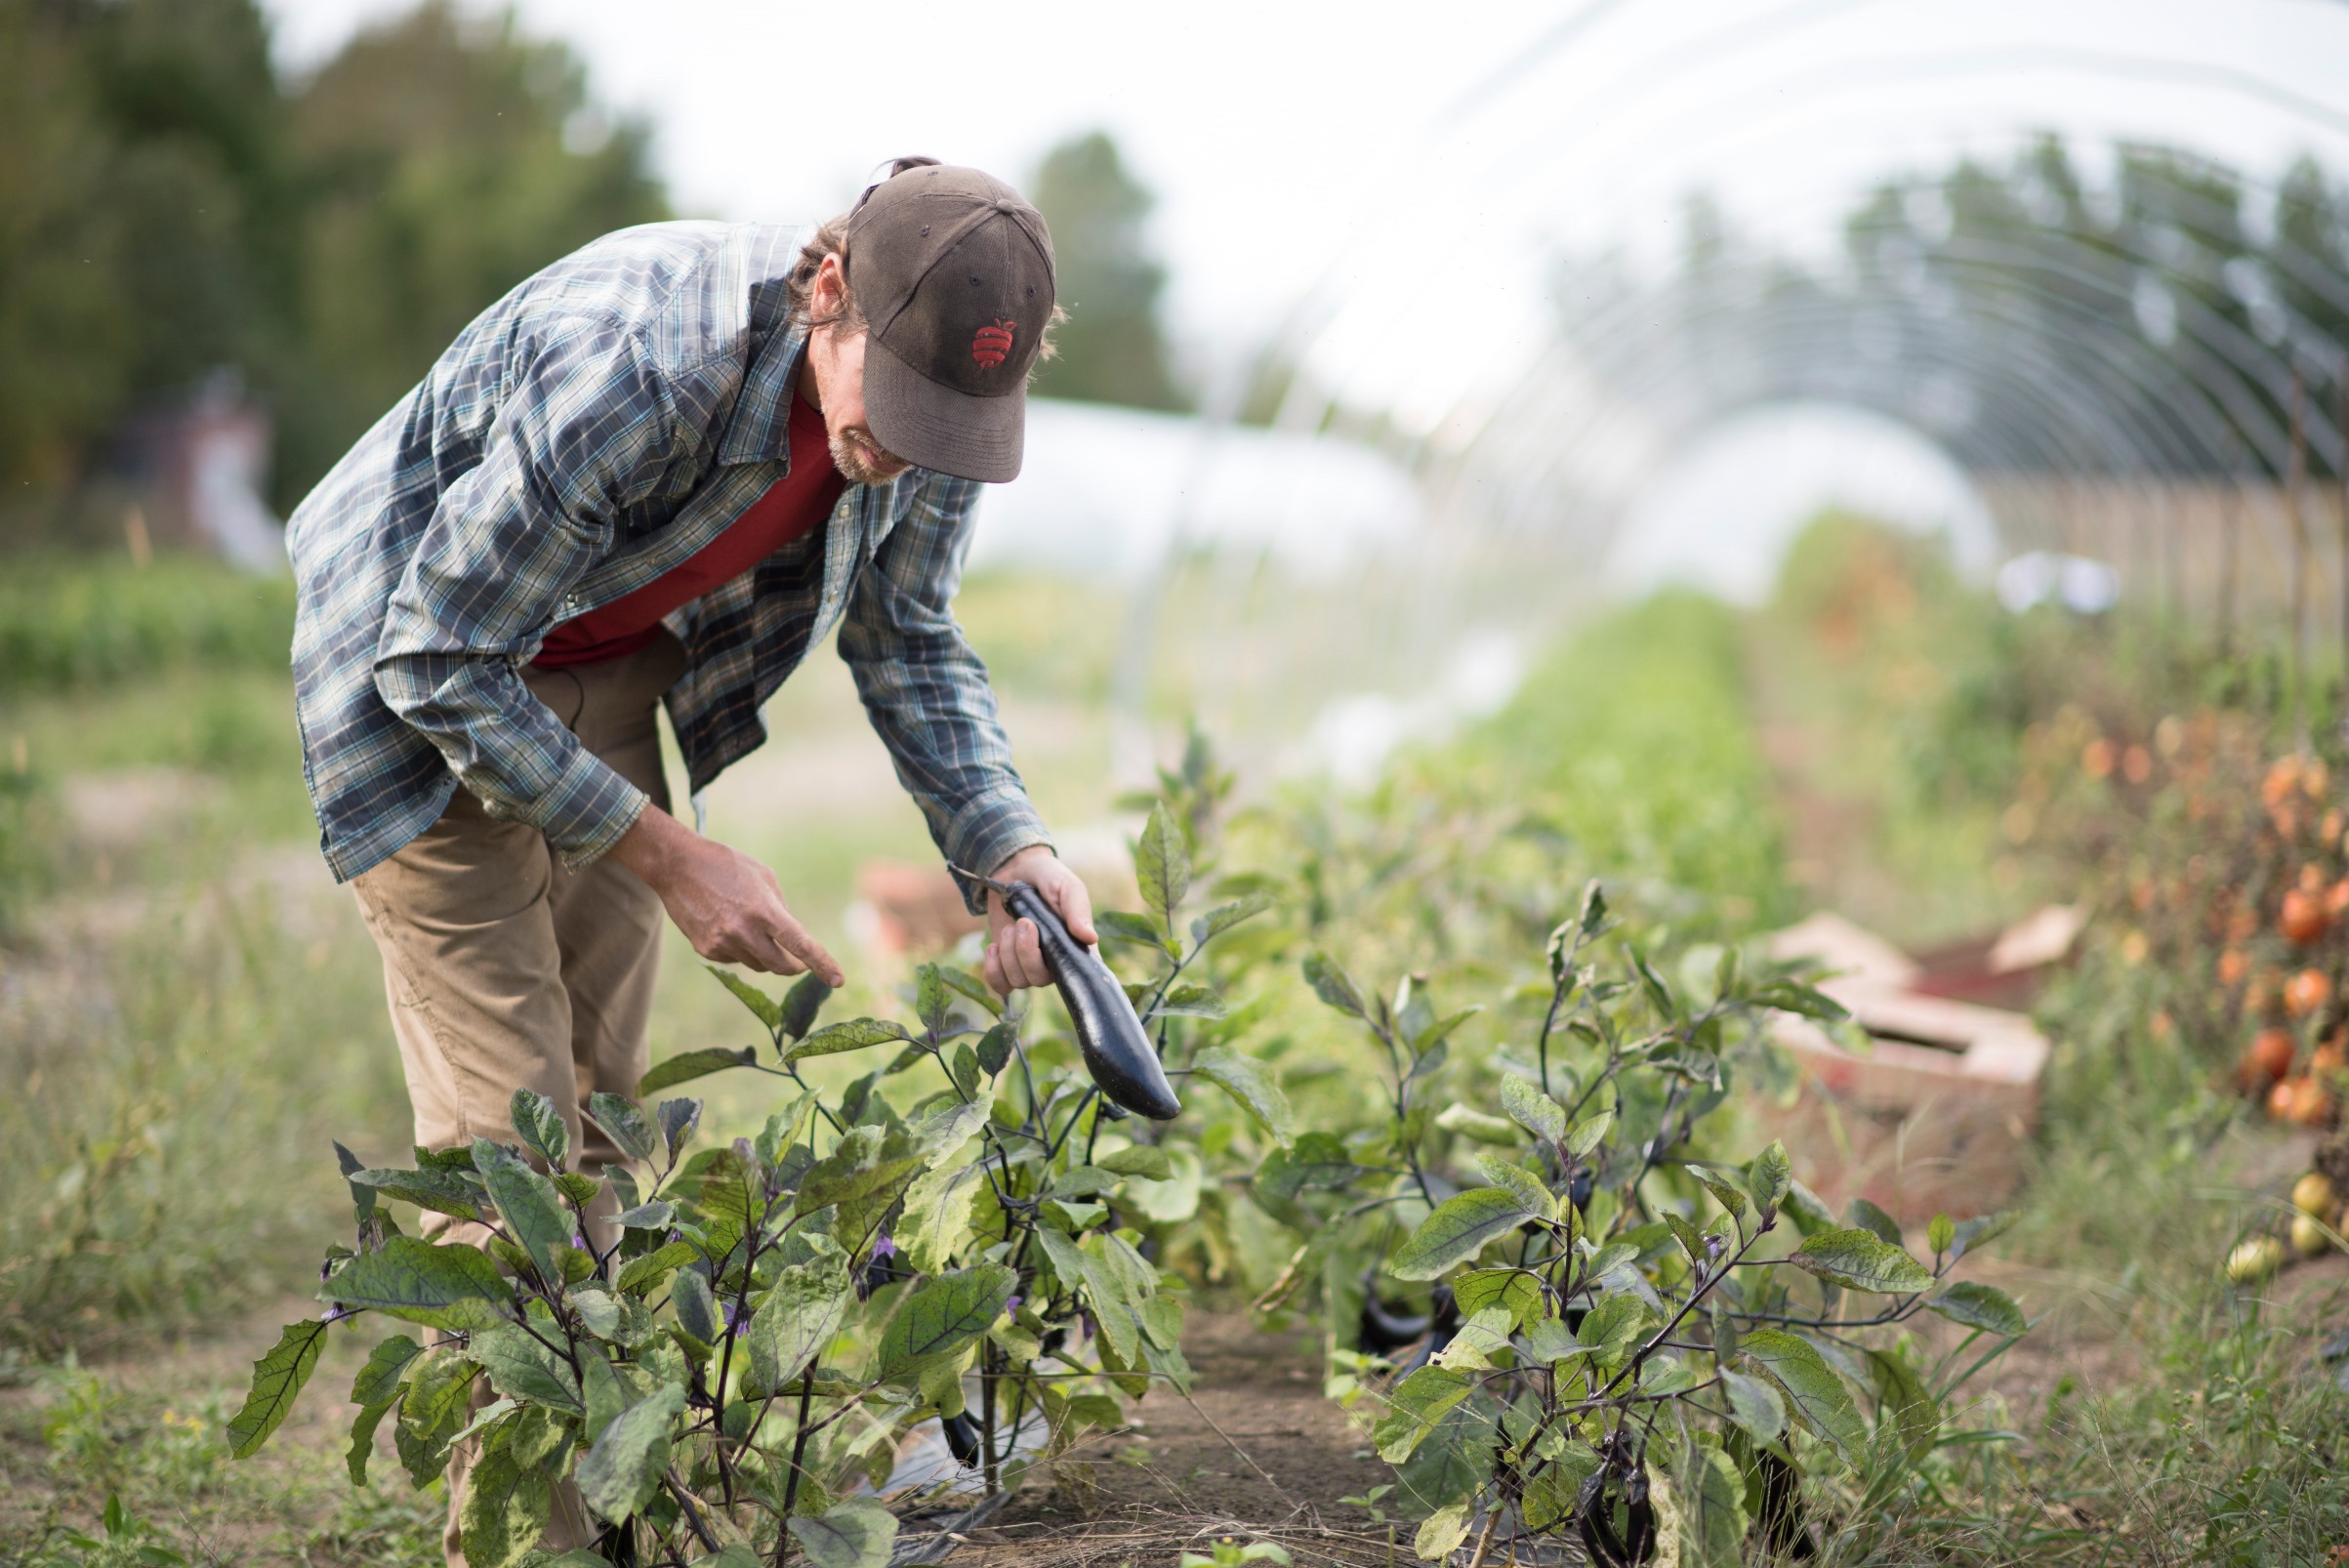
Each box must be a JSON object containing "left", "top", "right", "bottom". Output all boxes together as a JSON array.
[{"left": 352, "top": 635, "right": 684, "bottom": 1566}]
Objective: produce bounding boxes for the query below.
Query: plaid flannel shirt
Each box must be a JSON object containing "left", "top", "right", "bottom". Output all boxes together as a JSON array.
[{"left": 287, "top": 220, "right": 1049, "bottom": 901}]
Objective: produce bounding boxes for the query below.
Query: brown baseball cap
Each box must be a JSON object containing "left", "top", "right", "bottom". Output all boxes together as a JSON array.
[{"left": 845, "top": 159, "right": 1055, "bottom": 483}]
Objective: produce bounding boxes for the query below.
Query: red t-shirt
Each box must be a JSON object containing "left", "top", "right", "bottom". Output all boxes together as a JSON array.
[{"left": 534, "top": 392, "right": 845, "bottom": 670}]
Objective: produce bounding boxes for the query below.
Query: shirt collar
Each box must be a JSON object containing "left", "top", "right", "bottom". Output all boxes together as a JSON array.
[{"left": 717, "top": 317, "right": 810, "bottom": 469}]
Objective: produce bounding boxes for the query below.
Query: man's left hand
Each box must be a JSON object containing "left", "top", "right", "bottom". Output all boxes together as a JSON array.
[{"left": 983, "top": 846, "right": 1095, "bottom": 996}]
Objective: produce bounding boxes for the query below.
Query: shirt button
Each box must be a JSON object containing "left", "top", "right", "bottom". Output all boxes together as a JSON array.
[{"left": 564, "top": 593, "right": 580, "bottom": 609}]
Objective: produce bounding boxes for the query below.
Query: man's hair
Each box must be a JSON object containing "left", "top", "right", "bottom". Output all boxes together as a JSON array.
[{"left": 785, "top": 213, "right": 1065, "bottom": 358}]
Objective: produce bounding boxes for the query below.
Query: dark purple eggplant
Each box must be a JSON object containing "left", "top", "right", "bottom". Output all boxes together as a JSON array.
[
  {"left": 1391, "top": 1282, "right": 1461, "bottom": 1379},
  {"left": 968, "top": 872, "right": 1181, "bottom": 1121},
  {"left": 1357, "top": 1268, "right": 1433, "bottom": 1354},
  {"left": 940, "top": 1413, "right": 982, "bottom": 1468}
]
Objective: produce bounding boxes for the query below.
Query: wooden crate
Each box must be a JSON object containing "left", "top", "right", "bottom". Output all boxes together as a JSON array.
[{"left": 1761, "top": 987, "right": 2048, "bottom": 1223}]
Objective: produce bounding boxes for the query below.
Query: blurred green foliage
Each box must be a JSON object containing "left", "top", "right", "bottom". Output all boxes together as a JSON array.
[
  {"left": 0, "top": 554, "right": 293, "bottom": 691},
  {"left": 0, "top": 0, "right": 667, "bottom": 534},
  {"left": 1029, "top": 130, "right": 1187, "bottom": 412}
]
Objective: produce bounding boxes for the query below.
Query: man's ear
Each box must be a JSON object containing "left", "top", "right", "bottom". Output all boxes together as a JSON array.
[{"left": 809, "top": 254, "right": 848, "bottom": 323}]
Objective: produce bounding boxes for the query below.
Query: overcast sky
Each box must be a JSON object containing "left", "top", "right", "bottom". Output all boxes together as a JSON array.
[{"left": 261, "top": 0, "right": 2349, "bottom": 390}]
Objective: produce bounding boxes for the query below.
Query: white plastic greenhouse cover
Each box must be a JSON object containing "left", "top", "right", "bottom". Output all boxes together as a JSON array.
[{"left": 1110, "top": 0, "right": 2349, "bottom": 776}]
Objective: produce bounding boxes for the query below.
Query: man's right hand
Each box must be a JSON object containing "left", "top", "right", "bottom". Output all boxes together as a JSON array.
[{"left": 610, "top": 805, "right": 845, "bottom": 985}]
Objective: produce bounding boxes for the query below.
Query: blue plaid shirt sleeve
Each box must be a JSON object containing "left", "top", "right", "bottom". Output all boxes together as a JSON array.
[
  {"left": 838, "top": 473, "right": 1051, "bottom": 909},
  {"left": 373, "top": 322, "right": 682, "bottom": 868}
]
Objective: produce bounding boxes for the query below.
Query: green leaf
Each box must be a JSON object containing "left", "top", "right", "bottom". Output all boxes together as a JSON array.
[
  {"left": 671, "top": 1269, "right": 719, "bottom": 1345},
  {"left": 1752, "top": 979, "right": 1849, "bottom": 1022},
  {"left": 616, "top": 1241, "right": 696, "bottom": 1298},
  {"left": 1499, "top": 1074, "right": 1568, "bottom": 1144},
  {"left": 1389, "top": 1187, "right": 1535, "bottom": 1280},
  {"left": 1412, "top": 1007, "right": 1483, "bottom": 1054},
  {"left": 459, "top": 1445, "right": 554, "bottom": 1568},
  {"left": 1435, "top": 1104, "right": 1518, "bottom": 1145},
  {"left": 745, "top": 1260, "right": 853, "bottom": 1395},
  {"left": 897, "top": 1160, "right": 986, "bottom": 1274},
  {"left": 657, "top": 1097, "right": 703, "bottom": 1162},
  {"left": 933, "top": 965, "right": 1002, "bottom": 1018},
  {"left": 1563, "top": 1107, "right": 1614, "bottom": 1159},
  {"left": 1927, "top": 1281, "right": 2027, "bottom": 1338},
  {"left": 1149, "top": 982, "right": 1227, "bottom": 1020},
  {"left": 1134, "top": 801, "right": 1191, "bottom": 918},
  {"left": 1867, "top": 1348, "right": 1941, "bottom": 1463},
  {"left": 1952, "top": 1210, "right": 2017, "bottom": 1259},
  {"left": 637, "top": 1047, "right": 758, "bottom": 1095},
  {"left": 470, "top": 1322, "right": 583, "bottom": 1415},
  {"left": 346, "top": 1399, "right": 393, "bottom": 1486},
  {"left": 350, "top": 1334, "right": 423, "bottom": 1409},
  {"left": 507, "top": 1403, "right": 570, "bottom": 1468},
  {"left": 915, "top": 966, "right": 952, "bottom": 1034},
  {"left": 1372, "top": 1365, "right": 1471, "bottom": 1462},
  {"left": 1577, "top": 1292, "right": 1655, "bottom": 1368},
  {"left": 509, "top": 1089, "right": 569, "bottom": 1171},
  {"left": 226, "top": 1319, "right": 329, "bottom": 1458},
  {"left": 973, "top": 1020, "right": 1017, "bottom": 1077},
  {"left": 1789, "top": 1228, "right": 1935, "bottom": 1296},
  {"left": 1190, "top": 890, "right": 1275, "bottom": 947},
  {"left": 1697, "top": 1174, "right": 1747, "bottom": 1220},
  {"left": 708, "top": 965, "right": 784, "bottom": 1030},
  {"left": 785, "top": 1018, "right": 913, "bottom": 1062},
  {"left": 1746, "top": 1140, "right": 1792, "bottom": 1215},
  {"left": 1473, "top": 1155, "right": 1557, "bottom": 1223},
  {"left": 780, "top": 971, "right": 836, "bottom": 1038},
  {"left": 351, "top": 1165, "right": 485, "bottom": 1222},
  {"left": 1630, "top": 948, "right": 1675, "bottom": 1016},
  {"left": 1414, "top": 1504, "right": 1470, "bottom": 1562},
  {"left": 1452, "top": 1267, "right": 1544, "bottom": 1329},
  {"left": 320, "top": 1236, "right": 511, "bottom": 1330},
  {"left": 1680, "top": 1443, "right": 1749, "bottom": 1568},
  {"left": 1926, "top": 1212, "right": 1957, "bottom": 1256},
  {"left": 796, "top": 1126, "right": 925, "bottom": 1218},
  {"left": 1845, "top": 1198, "right": 1904, "bottom": 1247},
  {"left": 1719, "top": 1368, "right": 1785, "bottom": 1444},
  {"left": 1098, "top": 1144, "right": 1174, "bottom": 1180},
  {"left": 472, "top": 1138, "right": 574, "bottom": 1284},
  {"left": 788, "top": 1497, "right": 899, "bottom": 1568},
  {"left": 1098, "top": 910, "right": 1172, "bottom": 948},
  {"left": 877, "top": 1264, "right": 1017, "bottom": 1382},
  {"left": 585, "top": 1093, "right": 657, "bottom": 1164},
  {"left": 1739, "top": 1329, "right": 1866, "bottom": 1467},
  {"left": 1301, "top": 951, "right": 1367, "bottom": 1018},
  {"left": 1192, "top": 1047, "right": 1295, "bottom": 1147},
  {"left": 1664, "top": 1211, "right": 1710, "bottom": 1270},
  {"left": 575, "top": 1381, "right": 685, "bottom": 1522},
  {"left": 393, "top": 1347, "right": 480, "bottom": 1486},
  {"left": 1781, "top": 1178, "right": 1837, "bottom": 1238},
  {"left": 334, "top": 1140, "right": 376, "bottom": 1219}
]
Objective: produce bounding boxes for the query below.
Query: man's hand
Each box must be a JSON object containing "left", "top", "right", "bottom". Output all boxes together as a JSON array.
[
  {"left": 983, "top": 846, "right": 1095, "bottom": 997},
  {"left": 610, "top": 805, "right": 845, "bottom": 985}
]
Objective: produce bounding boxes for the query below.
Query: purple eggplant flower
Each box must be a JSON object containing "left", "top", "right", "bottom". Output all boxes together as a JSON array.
[
  {"left": 1005, "top": 1295, "right": 1022, "bottom": 1314},
  {"left": 1704, "top": 1234, "right": 1728, "bottom": 1264},
  {"left": 724, "top": 1299, "right": 753, "bottom": 1339},
  {"left": 571, "top": 1231, "right": 588, "bottom": 1250},
  {"left": 872, "top": 1233, "right": 898, "bottom": 1259},
  {"left": 320, "top": 1304, "right": 355, "bottom": 1325}
]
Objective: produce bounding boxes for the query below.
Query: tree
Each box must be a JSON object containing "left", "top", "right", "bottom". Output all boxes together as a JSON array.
[
  {"left": 279, "top": 2, "right": 667, "bottom": 499},
  {"left": 1027, "top": 131, "right": 1186, "bottom": 411}
]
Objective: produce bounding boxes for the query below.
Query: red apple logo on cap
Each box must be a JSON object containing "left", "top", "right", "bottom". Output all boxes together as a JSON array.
[{"left": 971, "top": 319, "right": 1015, "bottom": 368}]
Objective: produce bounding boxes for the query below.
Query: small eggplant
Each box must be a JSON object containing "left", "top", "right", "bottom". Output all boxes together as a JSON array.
[
  {"left": 1392, "top": 1283, "right": 1462, "bottom": 1379},
  {"left": 1357, "top": 1270, "right": 1433, "bottom": 1354},
  {"left": 940, "top": 1412, "right": 983, "bottom": 1468},
  {"left": 968, "top": 871, "right": 1182, "bottom": 1121}
]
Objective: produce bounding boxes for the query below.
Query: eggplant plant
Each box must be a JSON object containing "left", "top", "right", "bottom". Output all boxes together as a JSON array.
[
  {"left": 223, "top": 799, "right": 1278, "bottom": 1568},
  {"left": 1272, "top": 883, "right": 2031, "bottom": 1566}
]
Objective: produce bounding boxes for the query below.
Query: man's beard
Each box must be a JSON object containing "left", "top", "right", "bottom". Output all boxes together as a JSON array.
[{"left": 829, "top": 428, "right": 907, "bottom": 485}]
